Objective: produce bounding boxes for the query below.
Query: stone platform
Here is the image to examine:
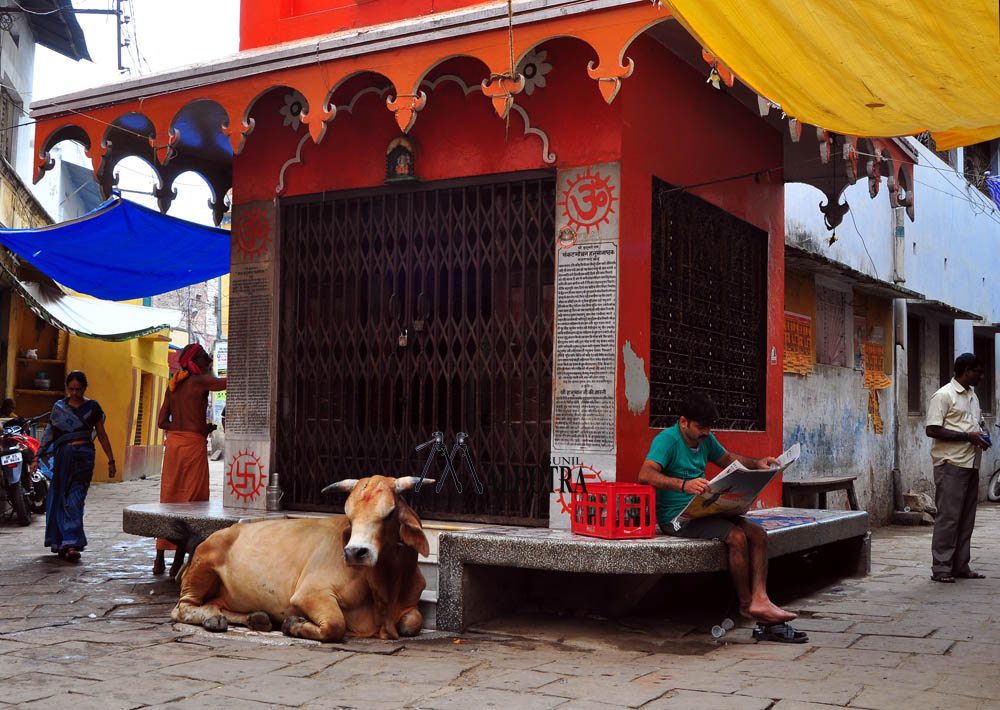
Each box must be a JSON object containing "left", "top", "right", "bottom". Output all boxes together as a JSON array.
[
  {"left": 437, "top": 507, "right": 870, "bottom": 632},
  {"left": 122, "top": 501, "right": 321, "bottom": 540}
]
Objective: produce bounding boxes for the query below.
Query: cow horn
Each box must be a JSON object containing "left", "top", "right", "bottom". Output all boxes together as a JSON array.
[
  {"left": 322, "top": 479, "right": 360, "bottom": 494},
  {"left": 395, "top": 476, "right": 432, "bottom": 492}
]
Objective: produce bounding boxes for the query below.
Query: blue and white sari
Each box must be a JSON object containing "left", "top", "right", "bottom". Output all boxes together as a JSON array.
[{"left": 41, "top": 398, "right": 104, "bottom": 554}]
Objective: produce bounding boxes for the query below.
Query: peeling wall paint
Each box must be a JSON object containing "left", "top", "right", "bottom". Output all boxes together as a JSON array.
[
  {"left": 622, "top": 340, "right": 649, "bottom": 415},
  {"left": 784, "top": 364, "right": 895, "bottom": 524}
]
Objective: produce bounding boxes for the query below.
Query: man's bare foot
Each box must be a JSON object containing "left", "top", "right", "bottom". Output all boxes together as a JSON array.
[{"left": 744, "top": 601, "right": 797, "bottom": 624}]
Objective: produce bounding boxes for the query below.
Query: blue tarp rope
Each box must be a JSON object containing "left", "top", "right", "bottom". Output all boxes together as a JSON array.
[{"left": 0, "top": 197, "right": 230, "bottom": 300}]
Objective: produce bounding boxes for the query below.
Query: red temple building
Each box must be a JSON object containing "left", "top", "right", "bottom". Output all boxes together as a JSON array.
[{"left": 30, "top": 0, "right": 916, "bottom": 527}]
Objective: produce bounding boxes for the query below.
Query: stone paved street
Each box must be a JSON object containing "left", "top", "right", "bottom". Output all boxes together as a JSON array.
[{"left": 2, "top": 464, "right": 1000, "bottom": 709}]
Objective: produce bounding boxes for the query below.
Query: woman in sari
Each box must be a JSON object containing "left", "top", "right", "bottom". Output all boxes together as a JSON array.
[{"left": 36, "top": 371, "right": 116, "bottom": 562}]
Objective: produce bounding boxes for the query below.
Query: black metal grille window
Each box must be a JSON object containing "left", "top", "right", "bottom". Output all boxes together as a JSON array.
[
  {"left": 278, "top": 173, "right": 555, "bottom": 525},
  {"left": 649, "top": 177, "right": 768, "bottom": 430}
]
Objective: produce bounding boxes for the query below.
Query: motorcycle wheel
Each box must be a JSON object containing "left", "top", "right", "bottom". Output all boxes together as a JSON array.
[
  {"left": 28, "top": 477, "right": 47, "bottom": 514},
  {"left": 988, "top": 469, "right": 1000, "bottom": 503},
  {"left": 9, "top": 481, "right": 30, "bottom": 526}
]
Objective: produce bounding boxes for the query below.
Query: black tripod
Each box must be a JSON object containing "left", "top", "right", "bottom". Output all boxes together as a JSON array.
[
  {"left": 443, "top": 432, "right": 483, "bottom": 494},
  {"left": 414, "top": 431, "right": 457, "bottom": 493}
]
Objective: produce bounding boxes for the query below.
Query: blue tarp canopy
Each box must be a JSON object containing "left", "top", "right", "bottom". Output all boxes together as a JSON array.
[{"left": 0, "top": 197, "right": 230, "bottom": 300}]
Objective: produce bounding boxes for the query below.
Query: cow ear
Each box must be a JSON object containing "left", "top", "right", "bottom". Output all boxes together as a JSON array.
[
  {"left": 322, "top": 479, "right": 360, "bottom": 494},
  {"left": 395, "top": 476, "right": 433, "bottom": 492},
  {"left": 398, "top": 505, "right": 430, "bottom": 557}
]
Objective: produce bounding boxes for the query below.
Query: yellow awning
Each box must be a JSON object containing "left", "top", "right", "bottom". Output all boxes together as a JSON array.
[{"left": 664, "top": 0, "right": 1000, "bottom": 149}]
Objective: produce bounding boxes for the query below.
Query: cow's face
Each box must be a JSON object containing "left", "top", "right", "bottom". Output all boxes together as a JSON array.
[{"left": 325, "top": 476, "right": 430, "bottom": 567}]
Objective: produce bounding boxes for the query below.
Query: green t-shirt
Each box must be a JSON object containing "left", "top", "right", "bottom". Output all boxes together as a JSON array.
[{"left": 645, "top": 423, "right": 726, "bottom": 526}]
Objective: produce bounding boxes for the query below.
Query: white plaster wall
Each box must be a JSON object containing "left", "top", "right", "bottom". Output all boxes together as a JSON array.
[
  {"left": 784, "top": 365, "right": 895, "bottom": 524},
  {"left": 2, "top": 16, "right": 37, "bottom": 185},
  {"left": 785, "top": 138, "right": 1000, "bottom": 515}
]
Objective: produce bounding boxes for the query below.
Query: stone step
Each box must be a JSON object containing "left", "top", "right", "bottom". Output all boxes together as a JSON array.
[{"left": 420, "top": 589, "right": 437, "bottom": 629}]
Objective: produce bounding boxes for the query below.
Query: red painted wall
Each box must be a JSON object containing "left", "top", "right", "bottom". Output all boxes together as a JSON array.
[
  {"left": 233, "top": 41, "right": 613, "bottom": 201},
  {"left": 240, "top": 0, "right": 492, "bottom": 51},
  {"left": 231, "top": 34, "right": 784, "bottom": 503},
  {"left": 615, "top": 35, "right": 784, "bottom": 505}
]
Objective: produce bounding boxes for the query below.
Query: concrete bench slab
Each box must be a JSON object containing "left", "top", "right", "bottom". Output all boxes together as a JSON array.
[{"left": 436, "top": 507, "right": 870, "bottom": 632}]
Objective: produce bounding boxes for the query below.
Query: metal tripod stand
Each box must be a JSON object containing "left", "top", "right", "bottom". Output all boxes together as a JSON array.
[
  {"left": 414, "top": 431, "right": 456, "bottom": 493},
  {"left": 443, "top": 432, "right": 483, "bottom": 494}
]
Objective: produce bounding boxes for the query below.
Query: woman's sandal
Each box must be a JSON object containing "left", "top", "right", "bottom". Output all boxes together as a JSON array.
[
  {"left": 931, "top": 573, "right": 956, "bottom": 583},
  {"left": 954, "top": 570, "right": 986, "bottom": 579},
  {"left": 64, "top": 548, "right": 81, "bottom": 562}
]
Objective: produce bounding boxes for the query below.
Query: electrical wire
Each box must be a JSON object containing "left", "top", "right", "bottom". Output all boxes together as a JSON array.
[
  {"left": 8, "top": 0, "right": 59, "bottom": 15},
  {"left": 846, "top": 205, "right": 879, "bottom": 278}
]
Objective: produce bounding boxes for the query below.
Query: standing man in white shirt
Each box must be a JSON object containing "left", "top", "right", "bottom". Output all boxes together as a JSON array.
[{"left": 925, "top": 352, "right": 991, "bottom": 583}]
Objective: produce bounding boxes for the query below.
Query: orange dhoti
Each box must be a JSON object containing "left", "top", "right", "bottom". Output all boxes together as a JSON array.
[{"left": 157, "top": 430, "right": 210, "bottom": 551}]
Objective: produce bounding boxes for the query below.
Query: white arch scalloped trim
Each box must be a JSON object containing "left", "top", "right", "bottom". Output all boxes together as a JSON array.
[{"left": 276, "top": 132, "right": 312, "bottom": 194}]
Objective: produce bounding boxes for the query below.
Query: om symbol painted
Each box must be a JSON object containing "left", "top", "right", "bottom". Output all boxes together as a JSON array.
[
  {"left": 227, "top": 449, "right": 266, "bottom": 503},
  {"left": 558, "top": 168, "right": 618, "bottom": 236},
  {"left": 232, "top": 206, "right": 271, "bottom": 262}
]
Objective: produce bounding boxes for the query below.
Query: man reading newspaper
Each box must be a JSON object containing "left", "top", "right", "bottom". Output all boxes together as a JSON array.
[{"left": 638, "top": 392, "right": 796, "bottom": 625}]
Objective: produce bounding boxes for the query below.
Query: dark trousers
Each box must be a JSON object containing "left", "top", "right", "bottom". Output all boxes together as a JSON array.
[{"left": 931, "top": 462, "right": 979, "bottom": 575}]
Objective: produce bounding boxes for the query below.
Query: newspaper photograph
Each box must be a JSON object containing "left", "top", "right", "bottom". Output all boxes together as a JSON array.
[{"left": 671, "top": 443, "right": 801, "bottom": 530}]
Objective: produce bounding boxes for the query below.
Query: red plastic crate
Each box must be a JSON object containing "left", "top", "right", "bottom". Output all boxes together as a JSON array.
[{"left": 571, "top": 482, "right": 656, "bottom": 539}]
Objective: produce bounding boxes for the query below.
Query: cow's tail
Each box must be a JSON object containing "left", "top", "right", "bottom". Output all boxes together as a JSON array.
[{"left": 165, "top": 519, "right": 206, "bottom": 584}]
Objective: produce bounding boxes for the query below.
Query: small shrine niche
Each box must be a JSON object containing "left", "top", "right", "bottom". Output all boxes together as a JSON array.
[{"left": 385, "top": 137, "right": 418, "bottom": 183}]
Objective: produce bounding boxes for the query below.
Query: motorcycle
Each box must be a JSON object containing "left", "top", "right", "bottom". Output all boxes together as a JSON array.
[
  {"left": 0, "top": 413, "right": 49, "bottom": 525},
  {"left": 988, "top": 423, "right": 1000, "bottom": 502}
]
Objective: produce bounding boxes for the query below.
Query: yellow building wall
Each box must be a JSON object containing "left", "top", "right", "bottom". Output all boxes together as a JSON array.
[
  {"left": 784, "top": 269, "right": 817, "bottom": 363},
  {"left": 65, "top": 329, "right": 171, "bottom": 483}
]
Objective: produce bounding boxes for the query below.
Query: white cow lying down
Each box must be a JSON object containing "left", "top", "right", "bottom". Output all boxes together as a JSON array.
[{"left": 170, "top": 475, "right": 431, "bottom": 641}]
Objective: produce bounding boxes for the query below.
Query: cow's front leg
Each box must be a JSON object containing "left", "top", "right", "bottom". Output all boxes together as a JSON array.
[
  {"left": 283, "top": 590, "right": 346, "bottom": 642},
  {"left": 396, "top": 606, "right": 423, "bottom": 637}
]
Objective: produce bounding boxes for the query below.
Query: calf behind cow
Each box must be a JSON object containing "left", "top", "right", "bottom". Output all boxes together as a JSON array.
[{"left": 170, "top": 475, "right": 431, "bottom": 641}]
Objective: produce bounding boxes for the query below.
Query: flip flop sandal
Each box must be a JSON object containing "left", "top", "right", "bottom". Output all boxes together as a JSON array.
[
  {"left": 753, "top": 622, "right": 809, "bottom": 643},
  {"left": 931, "top": 573, "right": 956, "bottom": 583},
  {"left": 954, "top": 571, "right": 986, "bottom": 579}
]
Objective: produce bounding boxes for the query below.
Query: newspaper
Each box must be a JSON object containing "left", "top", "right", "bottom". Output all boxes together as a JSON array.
[{"left": 670, "top": 443, "right": 801, "bottom": 530}]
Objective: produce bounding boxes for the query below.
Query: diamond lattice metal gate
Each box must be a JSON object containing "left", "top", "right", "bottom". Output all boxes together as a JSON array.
[{"left": 278, "top": 173, "right": 555, "bottom": 524}]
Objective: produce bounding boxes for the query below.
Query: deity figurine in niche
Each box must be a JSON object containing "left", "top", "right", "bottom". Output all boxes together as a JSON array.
[{"left": 385, "top": 137, "right": 418, "bottom": 183}]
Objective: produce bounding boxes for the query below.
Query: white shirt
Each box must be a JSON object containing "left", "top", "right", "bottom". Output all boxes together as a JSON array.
[{"left": 926, "top": 378, "right": 982, "bottom": 469}]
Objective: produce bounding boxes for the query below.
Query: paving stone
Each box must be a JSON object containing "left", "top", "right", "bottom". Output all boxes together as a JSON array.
[
  {"left": 706, "top": 641, "right": 812, "bottom": 661},
  {"left": 849, "top": 685, "right": 986, "bottom": 709},
  {"left": 478, "top": 668, "right": 565, "bottom": 691},
  {"left": 848, "top": 622, "right": 939, "bottom": 637},
  {"left": 536, "top": 675, "right": 670, "bottom": 707},
  {"left": 632, "top": 667, "right": 749, "bottom": 695},
  {"left": 310, "top": 652, "right": 478, "bottom": 685},
  {"left": 644, "top": 689, "right": 771, "bottom": 710},
  {"left": 0, "top": 673, "right": 99, "bottom": 705},
  {"left": 735, "top": 676, "right": 863, "bottom": 705},
  {"left": 144, "top": 693, "right": 277, "bottom": 710},
  {"left": 771, "top": 702, "right": 848, "bottom": 710},
  {"left": 850, "top": 635, "right": 954, "bottom": 654},
  {"left": 806, "top": 647, "right": 907, "bottom": 668},
  {"left": 71, "top": 673, "right": 218, "bottom": 706},
  {"left": 826, "top": 665, "right": 941, "bottom": 691},
  {"left": 159, "top": 655, "right": 289, "bottom": 682},
  {"left": 725, "top": 659, "right": 837, "bottom": 681},
  {"left": 796, "top": 631, "right": 861, "bottom": 648},
  {"left": 786, "top": 618, "right": 855, "bottom": 633},
  {"left": 211, "top": 673, "right": 332, "bottom": 706},
  {"left": 16, "top": 691, "right": 142, "bottom": 710},
  {"left": 929, "top": 673, "right": 1000, "bottom": 701},
  {"left": 942, "top": 640, "right": 1000, "bottom": 662},
  {"left": 8, "top": 640, "right": 136, "bottom": 664}
]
